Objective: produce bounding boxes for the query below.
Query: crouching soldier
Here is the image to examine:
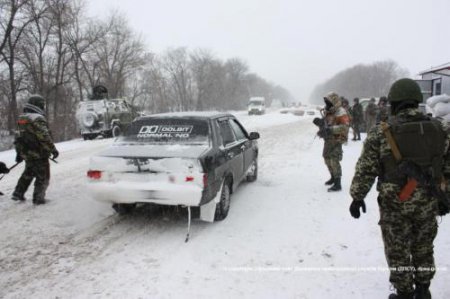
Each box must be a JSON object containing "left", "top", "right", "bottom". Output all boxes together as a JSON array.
[{"left": 12, "top": 95, "right": 59, "bottom": 205}]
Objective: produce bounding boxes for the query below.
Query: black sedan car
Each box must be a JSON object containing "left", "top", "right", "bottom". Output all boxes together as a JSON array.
[{"left": 87, "top": 112, "right": 259, "bottom": 223}]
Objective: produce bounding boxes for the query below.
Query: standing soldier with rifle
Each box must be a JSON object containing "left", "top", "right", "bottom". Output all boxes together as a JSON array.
[
  {"left": 313, "top": 92, "right": 350, "bottom": 192},
  {"left": 11, "top": 95, "right": 59, "bottom": 205},
  {"left": 349, "top": 78, "right": 449, "bottom": 299}
]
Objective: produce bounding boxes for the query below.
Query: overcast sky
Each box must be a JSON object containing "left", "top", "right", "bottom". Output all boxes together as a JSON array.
[{"left": 87, "top": 0, "right": 449, "bottom": 103}]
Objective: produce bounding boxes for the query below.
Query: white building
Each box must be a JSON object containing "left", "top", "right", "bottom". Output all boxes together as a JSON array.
[{"left": 416, "top": 62, "right": 450, "bottom": 100}]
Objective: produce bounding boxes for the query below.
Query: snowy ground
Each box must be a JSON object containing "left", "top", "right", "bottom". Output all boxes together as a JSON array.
[{"left": 0, "top": 110, "right": 449, "bottom": 299}]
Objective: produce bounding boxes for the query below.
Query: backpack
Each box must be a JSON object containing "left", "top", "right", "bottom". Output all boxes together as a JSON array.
[{"left": 390, "top": 117, "right": 447, "bottom": 180}]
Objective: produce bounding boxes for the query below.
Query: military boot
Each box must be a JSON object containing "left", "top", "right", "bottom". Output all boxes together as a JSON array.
[
  {"left": 32, "top": 198, "right": 46, "bottom": 205},
  {"left": 388, "top": 291, "right": 414, "bottom": 299},
  {"left": 327, "top": 177, "right": 341, "bottom": 192},
  {"left": 11, "top": 192, "right": 26, "bottom": 202},
  {"left": 324, "top": 176, "right": 334, "bottom": 185},
  {"left": 414, "top": 282, "right": 431, "bottom": 299}
]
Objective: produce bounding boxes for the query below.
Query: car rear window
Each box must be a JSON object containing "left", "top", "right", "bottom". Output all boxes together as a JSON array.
[{"left": 121, "top": 118, "right": 210, "bottom": 145}]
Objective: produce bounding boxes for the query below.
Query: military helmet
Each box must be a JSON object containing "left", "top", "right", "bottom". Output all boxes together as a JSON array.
[
  {"left": 92, "top": 85, "right": 108, "bottom": 100},
  {"left": 24, "top": 94, "right": 46, "bottom": 115},
  {"left": 388, "top": 78, "right": 423, "bottom": 103},
  {"left": 28, "top": 94, "right": 46, "bottom": 110}
]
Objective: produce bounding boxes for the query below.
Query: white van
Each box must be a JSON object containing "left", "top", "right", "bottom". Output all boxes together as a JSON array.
[{"left": 248, "top": 97, "right": 266, "bottom": 115}]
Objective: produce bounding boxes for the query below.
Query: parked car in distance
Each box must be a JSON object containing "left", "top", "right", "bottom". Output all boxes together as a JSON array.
[
  {"left": 87, "top": 112, "right": 260, "bottom": 222},
  {"left": 248, "top": 97, "right": 266, "bottom": 115}
]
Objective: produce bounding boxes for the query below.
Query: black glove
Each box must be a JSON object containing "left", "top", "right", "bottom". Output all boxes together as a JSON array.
[
  {"left": 15, "top": 154, "right": 23, "bottom": 163},
  {"left": 0, "top": 162, "right": 9, "bottom": 174},
  {"left": 349, "top": 200, "right": 366, "bottom": 219},
  {"left": 51, "top": 149, "right": 59, "bottom": 160}
]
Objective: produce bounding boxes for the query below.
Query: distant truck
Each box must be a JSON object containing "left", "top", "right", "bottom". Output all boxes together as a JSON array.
[
  {"left": 76, "top": 85, "right": 140, "bottom": 140},
  {"left": 248, "top": 97, "right": 266, "bottom": 115}
]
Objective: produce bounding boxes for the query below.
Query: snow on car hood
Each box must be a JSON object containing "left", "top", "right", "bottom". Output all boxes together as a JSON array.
[{"left": 97, "top": 142, "right": 210, "bottom": 159}]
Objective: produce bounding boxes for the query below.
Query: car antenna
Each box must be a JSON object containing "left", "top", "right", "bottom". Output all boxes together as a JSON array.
[{"left": 185, "top": 206, "right": 192, "bottom": 243}]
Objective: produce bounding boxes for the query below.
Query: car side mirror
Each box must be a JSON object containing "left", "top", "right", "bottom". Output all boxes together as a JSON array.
[{"left": 249, "top": 132, "right": 260, "bottom": 140}]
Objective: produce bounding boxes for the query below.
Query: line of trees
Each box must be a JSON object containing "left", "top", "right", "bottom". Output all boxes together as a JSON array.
[
  {"left": 309, "top": 60, "right": 409, "bottom": 104},
  {"left": 0, "top": 0, "right": 294, "bottom": 144}
]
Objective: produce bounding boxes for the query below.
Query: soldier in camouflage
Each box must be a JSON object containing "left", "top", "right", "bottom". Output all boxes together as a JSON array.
[
  {"left": 322, "top": 92, "right": 350, "bottom": 192},
  {"left": 349, "top": 79, "right": 448, "bottom": 299},
  {"left": 12, "top": 95, "right": 59, "bottom": 205},
  {"left": 377, "top": 96, "right": 389, "bottom": 123},
  {"left": 365, "top": 97, "right": 379, "bottom": 132}
]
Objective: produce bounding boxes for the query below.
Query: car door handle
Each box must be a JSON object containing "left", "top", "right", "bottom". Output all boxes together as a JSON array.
[{"left": 240, "top": 145, "right": 246, "bottom": 151}]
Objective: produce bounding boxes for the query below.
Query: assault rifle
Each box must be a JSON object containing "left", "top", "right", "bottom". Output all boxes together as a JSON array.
[
  {"left": 398, "top": 160, "right": 450, "bottom": 216},
  {"left": 313, "top": 117, "right": 328, "bottom": 138}
]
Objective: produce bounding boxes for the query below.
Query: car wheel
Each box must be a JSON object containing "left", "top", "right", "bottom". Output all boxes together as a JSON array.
[
  {"left": 214, "top": 180, "right": 231, "bottom": 221},
  {"left": 112, "top": 125, "right": 121, "bottom": 138},
  {"left": 112, "top": 203, "right": 136, "bottom": 215},
  {"left": 246, "top": 160, "right": 258, "bottom": 182}
]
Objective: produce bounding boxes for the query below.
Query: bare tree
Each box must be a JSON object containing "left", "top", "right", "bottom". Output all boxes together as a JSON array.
[
  {"left": 0, "top": 0, "right": 47, "bottom": 132},
  {"left": 310, "top": 60, "right": 409, "bottom": 104}
]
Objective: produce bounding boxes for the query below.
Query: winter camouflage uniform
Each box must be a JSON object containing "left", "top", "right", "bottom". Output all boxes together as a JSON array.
[
  {"left": 13, "top": 96, "right": 58, "bottom": 204},
  {"left": 322, "top": 92, "right": 350, "bottom": 191},
  {"left": 350, "top": 108, "right": 447, "bottom": 294}
]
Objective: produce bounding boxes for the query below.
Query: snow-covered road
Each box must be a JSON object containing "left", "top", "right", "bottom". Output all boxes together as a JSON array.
[{"left": 0, "top": 110, "right": 449, "bottom": 299}]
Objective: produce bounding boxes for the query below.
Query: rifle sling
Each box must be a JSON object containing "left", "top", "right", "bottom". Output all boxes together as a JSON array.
[
  {"left": 380, "top": 122, "right": 402, "bottom": 161},
  {"left": 381, "top": 122, "right": 416, "bottom": 201}
]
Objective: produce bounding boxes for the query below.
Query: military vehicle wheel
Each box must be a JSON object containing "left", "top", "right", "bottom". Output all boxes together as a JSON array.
[
  {"left": 246, "top": 160, "right": 258, "bottom": 182},
  {"left": 112, "top": 125, "right": 121, "bottom": 138},
  {"left": 112, "top": 203, "right": 136, "bottom": 215},
  {"left": 214, "top": 180, "right": 231, "bottom": 221}
]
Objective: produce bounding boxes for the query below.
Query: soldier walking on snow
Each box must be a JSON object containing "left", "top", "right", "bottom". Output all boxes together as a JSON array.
[
  {"left": 351, "top": 97, "right": 363, "bottom": 141},
  {"left": 349, "top": 78, "right": 449, "bottom": 299},
  {"left": 319, "top": 92, "right": 350, "bottom": 192},
  {"left": 12, "top": 95, "right": 59, "bottom": 205}
]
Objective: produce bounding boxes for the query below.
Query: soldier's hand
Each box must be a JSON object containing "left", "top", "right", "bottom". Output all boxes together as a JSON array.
[
  {"left": 15, "top": 154, "right": 23, "bottom": 164},
  {"left": 349, "top": 200, "right": 366, "bottom": 219},
  {"left": 0, "top": 162, "right": 9, "bottom": 174},
  {"left": 52, "top": 149, "right": 59, "bottom": 159}
]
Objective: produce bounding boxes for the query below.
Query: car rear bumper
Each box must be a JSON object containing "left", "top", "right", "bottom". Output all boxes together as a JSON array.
[{"left": 88, "top": 181, "right": 203, "bottom": 206}]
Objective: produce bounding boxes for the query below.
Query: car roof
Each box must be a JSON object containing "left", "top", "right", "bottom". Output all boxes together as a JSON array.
[{"left": 135, "top": 111, "right": 233, "bottom": 121}]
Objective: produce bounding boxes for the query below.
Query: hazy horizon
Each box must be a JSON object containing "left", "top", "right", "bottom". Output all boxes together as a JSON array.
[{"left": 87, "top": 0, "right": 449, "bottom": 103}]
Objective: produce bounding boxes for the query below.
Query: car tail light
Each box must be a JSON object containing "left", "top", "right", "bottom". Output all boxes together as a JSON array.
[
  {"left": 203, "top": 174, "right": 208, "bottom": 188},
  {"left": 87, "top": 170, "right": 102, "bottom": 180},
  {"left": 185, "top": 176, "right": 194, "bottom": 182}
]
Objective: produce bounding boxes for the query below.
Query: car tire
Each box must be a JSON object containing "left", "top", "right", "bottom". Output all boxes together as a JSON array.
[
  {"left": 246, "top": 160, "right": 258, "bottom": 182},
  {"left": 214, "top": 180, "right": 231, "bottom": 221},
  {"left": 112, "top": 125, "right": 121, "bottom": 138},
  {"left": 112, "top": 203, "right": 136, "bottom": 215},
  {"left": 82, "top": 112, "right": 97, "bottom": 128}
]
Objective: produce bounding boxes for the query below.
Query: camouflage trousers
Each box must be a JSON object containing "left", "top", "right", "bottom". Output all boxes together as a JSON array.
[
  {"left": 378, "top": 186, "right": 438, "bottom": 293},
  {"left": 323, "top": 140, "right": 343, "bottom": 178},
  {"left": 13, "top": 159, "right": 50, "bottom": 202}
]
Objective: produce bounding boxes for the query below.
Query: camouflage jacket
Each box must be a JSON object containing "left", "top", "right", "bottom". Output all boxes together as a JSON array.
[
  {"left": 351, "top": 103, "right": 363, "bottom": 124},
  {"left": 15, "top": 113, "right": 56, "bottom": 161},
  {"left": 365, "top": 102, "right": 378, "bottom": 119},
  {"left": 325, "top": 106, "right": 350, "bottom": 143},
  {"left": 350, "top": 108, "right": 449, "bottom": 203}
]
